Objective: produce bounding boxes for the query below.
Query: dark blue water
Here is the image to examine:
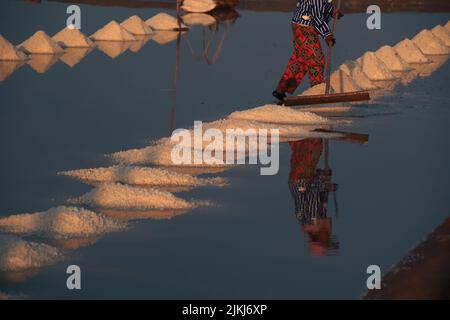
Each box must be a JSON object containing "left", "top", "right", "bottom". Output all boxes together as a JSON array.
[{"left": 0, "top": 1, "right": 449, "bottom": 299}]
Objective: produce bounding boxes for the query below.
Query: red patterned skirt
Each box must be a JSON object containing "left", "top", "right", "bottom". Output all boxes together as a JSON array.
[{"left": 276, "top": 23, "right": 325, "bottom": 94}]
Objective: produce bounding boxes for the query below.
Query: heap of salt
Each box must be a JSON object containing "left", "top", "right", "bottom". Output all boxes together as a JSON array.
[
  {"left": 182, "top": 0, "right": 217, "bottom": 13},
  {"left": 375, "top": 46, "right": 411, "bottom": 72},
  {"left": 356, "top": 51, "right": 396, "bottom": 81},
  {"left": 431, "top": 26, "right": 450, "bottom": 47},
  {"left": 18, "top": 31, "right": 63, "bottom": 54},
  {"left": 145, "top": 13, "right": 187, "bottom": 31},
  {"left": 90, "top": 21, "right": 136, "bottom": 41},
  {"left": 394, "top": 39, "right": 430, "bottom": 64},
  {"left": 52, "top": 27, "right": 94, "bottom": 48},
  {"left": 339, "top": 60, "right": 378, "bottom": 90},
  {"left": 412, "top": 29, "right": 449, "bottom": 55},
  {"left": 120, "top": 15, "right": 153, "bottom": 35},
  {"left": 0, "top": 35, "right": 27, "bottom": 60},
  {"left": 330, "top": 70, "right": 361, "bottom": 93}
]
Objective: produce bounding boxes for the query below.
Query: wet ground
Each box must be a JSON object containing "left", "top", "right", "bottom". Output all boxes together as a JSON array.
[{"left": 0, "top": 1, "right": 449, "bottom": 299}]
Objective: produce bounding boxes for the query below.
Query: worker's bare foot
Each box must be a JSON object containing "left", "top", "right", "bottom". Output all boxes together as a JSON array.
[{"left": 272, "top": 90, "right": 286, "bottom": 102}]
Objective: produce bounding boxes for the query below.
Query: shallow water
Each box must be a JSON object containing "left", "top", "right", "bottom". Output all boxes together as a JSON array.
[{"left": 0, "top": 1, "right": 449, "bottom": 299}]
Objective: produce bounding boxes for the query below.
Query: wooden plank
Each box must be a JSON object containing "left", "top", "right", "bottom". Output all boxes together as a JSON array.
[
  {"left": 282, "top": 91, "right": 371, "bottom": 106},
  {"left": 313, "top": 128, "right": 369, "bottom": 144}
]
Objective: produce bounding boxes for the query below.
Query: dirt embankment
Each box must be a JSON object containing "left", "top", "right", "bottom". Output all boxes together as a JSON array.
[
  {"left": 39, "top": 0, "right": 450, "bottom": 13},
  {"left": 364, "top": 217, "right": 450, "bottom": 300}
]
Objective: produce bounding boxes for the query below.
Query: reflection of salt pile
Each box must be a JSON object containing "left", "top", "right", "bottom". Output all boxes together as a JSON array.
[
  {"left": 394, "top": 39, "right": 430, "bottom": 63},
  {"left": 90, "top": 20, "right": 136, "bottom": 41},
  {"left": 375, "top": 46, "right": 411, "bottom": 71},
  {"left": 0, "top": 235, "right": 62, "bottom": 271},
  {"left": 152, "top": 31, "right": 181, "bottom": 45},
  {"left": 59, "top": 47, "right": 92, "bottom": 67},
  {"left": 0, "top": 35, "right": 27, "bottom": 60},
  {"left": 69, "top": 183, "right": 208, "bottom": 210},
  {"left": 18, "top": 31, "right": 63, "bottom": 54},
  {"left": 96, "top": 41, "right": 131, "bottom": 59},
  {"left": 182, "top": 13, "right": 216, "bottom": 27},
  {"left": 145, "top": 13, "right": 187, "bottom": 30},
  {"left": 129, "top": 35, "right": 152, "bottom": 53},
  {"left": 59, "top": 165, "right": 228, "bottom": 188},
  {"left": 182, "top": 0, "right": 217, "bottom": 13},
  {"left": 121, "top": 15, "right": 153, "bottom": 35},
  {"left": 228, "top": 105, "right": 331, "bottom": 124},
  {"left": 431, "top": 26, "right": 450, "bottom": 47},
  {"left": 0, "top": 206, "right": 125, "bottom": 239},
  {"left": 356, "top": 52, "right": 396, "bottom": 80},
  {"left": 412, "top": 30, "right": 449, "bottom": 55},
  {"left": 339, "top": 60, "right": 378, "bottom": 90},
  {"left": 52, "top": 27, "right": 94, "bottom": 48},
  {"left": 0, "top": 61, "right": 24, "bottom": 81},
  {"left": 0, "top": 291, "right": 25, "bottom": 300},
  {"left": 27, "top": 54, "right": 60, "bottom": 73},
  {"left": 100, "top": 209, "right": 189, "bottom": 221}
]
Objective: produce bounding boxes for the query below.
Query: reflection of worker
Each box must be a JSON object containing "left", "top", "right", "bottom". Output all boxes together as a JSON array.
[
  {"left": 273, "top": 0, "right": 343, "bottom": 101},
  {"left": 288, "top": 138, "right": 339, "bottom": 257}
]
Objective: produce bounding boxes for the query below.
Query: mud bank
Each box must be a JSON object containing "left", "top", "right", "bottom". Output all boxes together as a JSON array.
[{"left": 364, "top": 217, "right": 450, "bottom": 300}]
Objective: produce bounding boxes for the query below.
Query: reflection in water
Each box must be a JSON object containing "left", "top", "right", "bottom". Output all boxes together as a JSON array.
[
  {"left": 27, "top": 53, "right": 61, "bottom": 73},
  {"left": 288, "top": 139, "right": 339, "bottom": 257},
  {"left": 0, "top": 60, "right": 25, "bottom": 81},
  {"left": 95, "top": 41, "right": 132, "bottom": 59},
  {"left": 59, "top": 47, "right": 93, "bottom": 67}
]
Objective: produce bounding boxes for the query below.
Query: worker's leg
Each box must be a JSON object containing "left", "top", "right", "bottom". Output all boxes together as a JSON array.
[
  {"left": 275, "top": 23, "right": 309, "bottom": 94},
  {"left": 302, "top": 28, "right": 325, "bottom": 87}
]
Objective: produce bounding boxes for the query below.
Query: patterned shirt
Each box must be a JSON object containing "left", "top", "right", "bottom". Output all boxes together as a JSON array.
[{"left": 292, "top": 0, "right": 334, "bottom": 38}]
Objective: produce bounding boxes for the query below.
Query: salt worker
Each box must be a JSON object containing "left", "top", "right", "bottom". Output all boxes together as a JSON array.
[
  {"left": 273, "top": 0, "right": 343, "bottom": 101},
  {"left": 288, "top": 138, "right": 339, "bottom": 257}
]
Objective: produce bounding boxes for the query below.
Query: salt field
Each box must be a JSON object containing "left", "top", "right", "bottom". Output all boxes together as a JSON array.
[{"left": 0, "top": 1, "right": 449, "bottom": 299}]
